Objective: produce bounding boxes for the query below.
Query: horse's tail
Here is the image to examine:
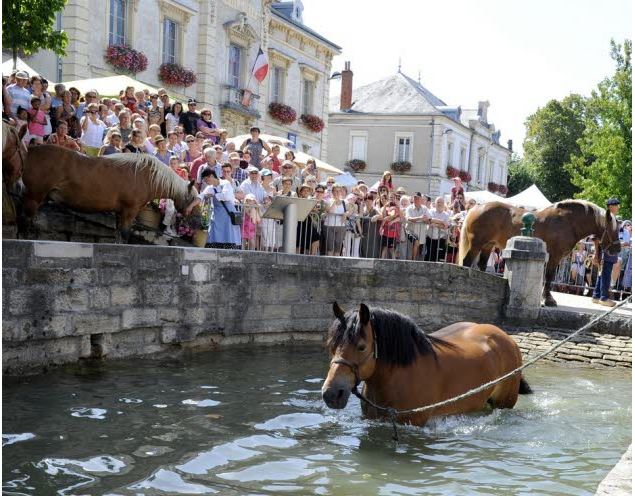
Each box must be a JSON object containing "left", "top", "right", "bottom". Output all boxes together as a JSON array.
[
  {"left": 457, "top": 209, "right": 473, "bottom": 266},
  {"left": 519, "top": 375, "right": 533, "bottom": 394}
]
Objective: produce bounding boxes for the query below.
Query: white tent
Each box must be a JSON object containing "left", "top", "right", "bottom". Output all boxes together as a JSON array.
[
  {"left": 464, "top": 189, "right": 503, "bottom": 205},
  {"left": 61, "top": 75, "right": 160, "bottom": 97},
  {"left": 334, "top": 172, "right": 358, "bottom": 187},
  {"left": 2, "top": 57, "right": 45, "bottom": 80},
  {"left": 505, "top": 184, "right": 552, "bottom": 210}
]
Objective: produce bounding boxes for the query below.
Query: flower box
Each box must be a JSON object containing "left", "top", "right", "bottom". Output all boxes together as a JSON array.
[
  {"left": 346, "top": 159, "right": 366, "bottom": 172},
  {"left": 104, "top": 44, "right": 148, "bottom": 74},
  {"left": 300, "top": 113, "right": 325, "bottom": 133},
  {"left": 458, "top": 170, "right": 472, "bottom": 183},
  {"left": 446, "top": 165, "right": 460, "bottom": 179},
  {"left": 268, "top": 102, "right": 296, "bottom": 125},
  {"left": 391, "top": 160, "right": 412, "bottom": 173},
  {"left": 136, "top": 201, "right": 161, "bottom": 230},
  {"left": 158, "top": 63, "right": 197, "bottom": 88},
  {"left": 487, "top": 182, "right": 499, "bottom": 193}
]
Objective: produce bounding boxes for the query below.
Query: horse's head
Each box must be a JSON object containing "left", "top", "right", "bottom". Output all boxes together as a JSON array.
[
  {"left": 175, "top": 179, "right": 199, "bottom": 212},
  {"left": 322, "top": 302, "right": 377, "bottom": 409},
  {"left": 600, "top": 210, "right": 621, "bottom": 255},
  {"left": 2, "top": 123, "right": 28, "bottom": 186}
]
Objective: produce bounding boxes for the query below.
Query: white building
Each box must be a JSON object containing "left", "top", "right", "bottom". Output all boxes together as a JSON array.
[
  {"left": 327, "top": 63, "right": 512, "bottom": 195},
  {"left": 22, "top": 0, "right": 340, "bottom": 159}
]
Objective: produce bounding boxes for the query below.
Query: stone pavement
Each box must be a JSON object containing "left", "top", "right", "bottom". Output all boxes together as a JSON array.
[
  {"left": 595, "top": 445, "right": 631, "bottom": 496},
  {"left": 552, "top": 291, "right": 632, "bottom": 318}
]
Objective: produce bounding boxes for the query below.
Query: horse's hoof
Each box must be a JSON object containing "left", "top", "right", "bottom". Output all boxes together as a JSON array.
[{"left": 543, "top": 297, "right": 557, "bottom": 307}]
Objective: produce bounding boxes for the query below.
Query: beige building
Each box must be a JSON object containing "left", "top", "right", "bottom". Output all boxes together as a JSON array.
[
  {"left": 327, "top": 63, "right": 512, "bottom": 196},
  {"left": 24, "top": 0, "right": 340, "bottom": 159}
]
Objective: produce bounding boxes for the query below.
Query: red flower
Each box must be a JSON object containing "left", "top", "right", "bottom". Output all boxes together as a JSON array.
[
  {"left": 446, "top": 166, "right": 460, "bottom": 179},
  {"left": 458, "top": 169, "right": 471, "bottom": 182},
  {"left": 158, "top": 63, "right": 197, "bottom": 88},
  {"left": 268, "top": 103, "right": 297, "bottom": 125},
  {"left": 104, "top": 45, "right": 148, "bottom": 74},
  {"left": 300, "top": 114, "right": 325, "bottom": 133},
  {"left": 488, "top": 182, "right": 499, "bottom": 193}
]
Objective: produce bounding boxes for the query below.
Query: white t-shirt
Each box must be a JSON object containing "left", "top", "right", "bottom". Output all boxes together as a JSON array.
[
  {"left": 428, "top": 208, "right": 451, "bottom": 240},
  {"left": 80, "top": 117, "right": 107, "bottom": 148},
  {"left": 324, "top": 200, "right": 346, "bottom": 227},
  {"left": 165, "top": 113, "right": 181, "bottom": 134},
  {"left": 405, "top": 204, "right": 430, "bottom": 240}
]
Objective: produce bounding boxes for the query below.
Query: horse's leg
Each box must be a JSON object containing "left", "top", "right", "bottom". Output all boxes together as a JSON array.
[
  {"left": 477, "top": 243, "right": 494, "bottom": 271},
  {"left": 118, "top": 207, "right": 138, "bottom": 244},
  {"left": 543, "top": 258, "right": 559, "bottom": 307},
  {"left": 462, "top": 244, "right": 482, "bottom": 268}
]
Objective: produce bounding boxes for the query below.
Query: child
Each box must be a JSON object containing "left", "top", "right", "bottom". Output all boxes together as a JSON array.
[
  {"left": 27, "top": 96, "right": 48, "bottom": 144},
  {"left": 260, "top": 195, "right": 278, "bottom": 252},
  {"left": 15, "top": 106, "right": 29, "bottom": 136},
  {"left": 242, "top": 193, "right": 261, "bottom": 251}
]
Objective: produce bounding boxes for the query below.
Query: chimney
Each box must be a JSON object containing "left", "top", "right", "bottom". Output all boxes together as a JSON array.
[
  {"left": 340, "top": 61, "right": 353, "bottom": 111},
  {"left": 507, "top": 139, "right": 513, "bottom": 152}
]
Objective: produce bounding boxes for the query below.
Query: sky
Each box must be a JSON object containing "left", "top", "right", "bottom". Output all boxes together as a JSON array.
[{"left": 302, "top": 0, "right": 632, "bottom": 155}]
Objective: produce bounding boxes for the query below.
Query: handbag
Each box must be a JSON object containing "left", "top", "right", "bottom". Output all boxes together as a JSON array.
[
  {"left": 221, "top": 201, "right": 243, "bottom": 226},
  {"left": 405, "top": 229, "right": 419, "bottom": 243}
]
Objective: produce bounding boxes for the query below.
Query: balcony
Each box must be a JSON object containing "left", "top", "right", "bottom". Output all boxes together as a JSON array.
[{"left": 220, "top": 85, "right": 261, "bottom": 119}]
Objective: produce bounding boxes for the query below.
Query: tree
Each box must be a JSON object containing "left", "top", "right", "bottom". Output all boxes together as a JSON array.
[
  {"left": 522, "top": 94, "right": 587, "bottom": 202},
  {"left": 566, "top": 40, "right": 632, "bottom": 219},
  {"left": 2, "top": 0, "right": 68, "bottom": 70},
  {"left": 506, "top": 153, "right": 536, "bottom": 196}
]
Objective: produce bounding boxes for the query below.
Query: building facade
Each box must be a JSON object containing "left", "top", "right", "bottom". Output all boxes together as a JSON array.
[
  {"left": 25, "top": 0, "right": 340, "bottom": 159},
  {"left": 327, "top": 64, "right": 512, "bottom": 196}
]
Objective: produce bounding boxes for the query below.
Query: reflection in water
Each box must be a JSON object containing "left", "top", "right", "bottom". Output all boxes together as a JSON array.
[{"left": 2, "top": 347, "right": 631, "bottom": 495}]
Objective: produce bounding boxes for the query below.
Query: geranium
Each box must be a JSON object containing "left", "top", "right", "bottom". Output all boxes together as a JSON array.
[
  {"left": 446, "top": 165, "right": 460, "bottom": 179},
  {"left": 487, "top": 182, "right": 499, "bottom": 193},
  {"left": 104, "top": 44, "right": 148, "bottom": 74},
  {"left": 300, "top": 113, "right": 325, "bottom": 133},
  {"left": 458, "top": 169, "right": 472, "bottom": 182},
  {"left": 158, "top": 63, "right": 197, "bottom": 88},
  {"left": 498, "top": 184, "right": 508, "bottom": 195},
  {"left": 268, "top": 102, "right": 296, "bottom": 125},
  {"left": 346, "top": 159, "right": 366, "bottom": 172},
  {"left": 391, "top": 160, "right": 412, "bottom": 173}
]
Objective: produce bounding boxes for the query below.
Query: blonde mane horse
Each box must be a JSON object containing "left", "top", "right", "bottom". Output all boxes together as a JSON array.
[
  {"left": 20, "top": 144, "right": 199, "bottom": 240},
  {"left": 457, "top": 199, "right": 618, "bottom": 307}
]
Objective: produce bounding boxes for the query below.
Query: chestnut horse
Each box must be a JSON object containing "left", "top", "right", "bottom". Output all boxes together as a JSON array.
[
  {"left": 457, "top": 200, "right": 619, "bottom": 307},
  {"left": 322, "top": 302, "right": 531, "bottom": 427},
  {"left": 20, "top": 144, "right": 199, "bottom": 240},
  {"left": 2, "top": 122, "right": 28, "bottom": 186}
]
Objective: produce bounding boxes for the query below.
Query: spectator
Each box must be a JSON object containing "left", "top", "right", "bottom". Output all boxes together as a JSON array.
[
  {"left": 204, "top": 165, "right": 242, "bottom": 249},
  {"left": 323, "top": 184, "right": 347, "bottom": 256},
  {"left": 261, "top": 169, "right": 276, "bottom": 197},
  {"left": 123, "top": 129, "right": 146, "bottom": 153},
  {"left": 76, "top": 89, "right": 99, "bottom": 121},
  {"left": 180, "top": 98, "right": 200, "bottom": 136},
  {"left": 260, "top": 157, "right": 279, "bottom": 180},
  {"left": 30, "top": 76, "right": 52, "bottom": 135},
  {"left": 451, "top": 177, "right": 464, "bottom": 203},
  {"left": 7, "top": 71, "right": 31, "bottom": 117},
  {"left": 296, "top": 183, "right": 320, "bottom": 255},
  {"left": 153, "top": 135, "right": 171, "bottom": 165},
  {"left": 47, "top": 120, "right": 80, "bottom": 151},
  {"left": 186, "top": 130, "right": 204, "bottom": 161},
  {"left": 54, "top": 89, "right": 76, "bottom": 130},
  {"left": 26, "top": 96, "right": 48, "bottom": 143},
  {"left": 144, "top": 124, "right": 162, "bottom": 154},
  {"left": 159, "top": 91, "right": 171, "bottom": 134},
  {"left": 273, "top": 161, "right": 302, "bottom": 193},
  {"left": 302, "top": 158, "right": 321, "bottom": 182},
  {"left": 147, "top": 94, "right": 163, "bottom": 126},
  {"left": 121, "top": 86, "right": 137, "bottom": 113},
  {"left": 231, "top": 151, "right": 249, "bottom": 184},
  {"left": 134, "top": 90, "right": 149, "bottom": 116},
  {"left": 360, "top": 193, "right": 381, "bottom": 258},
  {"left": 260, "top": 195, "right": 279, "bottom": 252},
  {"left": 197, "top": 107, "right": 220, "bottom": 142},
  {"left": 278, "top": 176, "right": 297, "bottom": 198},
  {"left": 169, "top": 156, "right": 189, "bottom": 180},
  {"left": 240, "top": 127, "right": 271, "bottom": 168},
  {"left": 114, "top": 110, "right": 133, "bottom": 145},
  {"left": 379, "top": 197, "right": 401, "bottom": 259},
  {"left": 270, "top": 144, "right": 282, "bottom": 173},
  {"left": 222, "top": 141, "right": 236, "bottom": 162},
  {"left": 240, "top": 166, "right": 266, "bottom": 203},
  {"left": 165, "top": 130, "right": 185, "bottom": 160},
  {"left": 2, "top": 77, "right": 14, "bottom": 124},
  {"left": 405, "top": 192, "right": 430, "bottom": 261},
  {"left": 242, "top": 193, "right": 261, "bottom": 250},
  {"left": 99, "top": 130, "right": 123, "bottom": 155},
  {"left": 195, "top": 147, "right": 219, "bottom": 187},
  {"left": 221, "top": 162, "right": 244, "bottom": 199},
  {"left": 424, "top": 196, "right": 451, "bottom": 262},
  {"left": 380, "top": 171, "right": 394, "bottom": 191},
  {"left": 15, "top": 106, "right": 28, "bottom": 133},
  {"left": 101, "top": 99, "right": 120, "bottom": 127},
  {"left": 453, "top": 191, "right": 466, "bottom": 212},
  {"left": 165, "top": 101, "right": 183, "bottom": 135},
  {"left": 343, "top": 193, "right": 362, "bottom": 257},
  {"left": 79, "top": 103, "right": 107, "bottom": 156},
  {"left": 190, "top": 142, "right": 214, "bottom": 187},
  {"left": 50, "top": 83, "right": 66, "bottom": 110}
]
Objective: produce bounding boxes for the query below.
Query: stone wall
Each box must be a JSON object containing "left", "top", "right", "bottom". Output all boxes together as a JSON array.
[{"left": 2, "top": 240, "right": 507, "bottom": 374}]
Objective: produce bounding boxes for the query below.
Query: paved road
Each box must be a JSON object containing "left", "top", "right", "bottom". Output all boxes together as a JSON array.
[{"left": 552, "top": 291, "right": 632, "bottom": 318}]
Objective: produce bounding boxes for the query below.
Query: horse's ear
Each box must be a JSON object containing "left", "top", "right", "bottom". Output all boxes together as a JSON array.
[
  {"left": 359, "top": 303, "right": 370, "bottom": 325},
  {"left": 17, "top": 123, "right": 27, "bottom": 141},
  {"left": 333, "top": 301, "right": 345, "bottom": 320},
  {"left": 187, "top": 179, "right": 195, "bottom": 191}
]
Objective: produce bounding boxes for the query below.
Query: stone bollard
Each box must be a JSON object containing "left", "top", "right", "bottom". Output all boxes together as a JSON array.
[{"left": 502, "top": 213, "right": 549, "bottom": 321}]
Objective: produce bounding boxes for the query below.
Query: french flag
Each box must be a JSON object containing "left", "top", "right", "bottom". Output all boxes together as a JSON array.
[{"left": 251, "top": 47, "right": 269, "bottom": 84}]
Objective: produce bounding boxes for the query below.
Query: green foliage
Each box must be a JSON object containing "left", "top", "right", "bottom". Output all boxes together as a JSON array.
[
  {"left": 3, "top": 0, "right": 68, "bottom": 68},
  {"left": 566, "top": 39, "right": 632, "bottom": 219},
  {"left": 506, "top": 154, "right": 536, "bottom": 196},
  {"left": 522, "top": 94, "right": 587, "bottom": 201}
]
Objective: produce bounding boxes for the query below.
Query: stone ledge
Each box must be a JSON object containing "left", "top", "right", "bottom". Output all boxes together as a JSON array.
[
  {"left": 34, "top": 241, "right": 93, "bottom": 259},
  {"left": 596, "top": 445, "right": 631, "bottom": 496}
]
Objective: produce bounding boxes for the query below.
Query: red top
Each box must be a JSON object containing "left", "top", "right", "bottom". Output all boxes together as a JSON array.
[{"left": 189, "top": 155, "right": 207, "bottom": 182}]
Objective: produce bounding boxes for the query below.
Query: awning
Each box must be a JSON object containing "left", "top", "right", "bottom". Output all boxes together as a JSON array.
[
  {"left": 61, "top": 75, "right": 188, "bottom": 101},
  {"left": 505, "top": 184, "right": 552, "bottom": 210},
  {"left": 464, "top": 190, "right": 504, "bottom": 204},
  {"left": 2, "top": 56, "right": 49, "bottom": 81}
]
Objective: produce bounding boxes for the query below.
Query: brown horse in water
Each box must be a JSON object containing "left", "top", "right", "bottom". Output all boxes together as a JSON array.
[
  {"left": 457, "top": 200, "right": 619, "bottom": 306},
  {"left": 322, "top": 303, "right": 531, "bottom": 427},
  {"left": 20, "top": 144, "right": 199, "bottom": 240}
]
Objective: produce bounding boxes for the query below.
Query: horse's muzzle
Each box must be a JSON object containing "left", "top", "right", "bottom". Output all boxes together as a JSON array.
[{"left": 322, "top": 383, "right": 351, "bottom": 409}]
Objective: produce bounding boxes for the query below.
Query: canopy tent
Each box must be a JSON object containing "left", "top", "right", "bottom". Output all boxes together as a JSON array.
[
  {"left": 2, "top": 57, "right": 48, "bottom": 81},
  {"left": 464, "top": 189, "right": 504, "bottom": 205},
  {"left": 61, "top": 75, "right": 189, "bottom": 101},
  {"left": 505, "top": 184, "right": 552, "bottom": 210},
  {"left": 333, "top": 172, "right": 358, "bottom": 187},
  {"left": 227, "top": 133, "right": 293, "bottom": 148}
]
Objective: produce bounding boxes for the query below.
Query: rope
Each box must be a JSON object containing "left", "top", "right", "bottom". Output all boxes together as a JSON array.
[{"left": 353, "top": 296, "right": 632, "bottom": 441}]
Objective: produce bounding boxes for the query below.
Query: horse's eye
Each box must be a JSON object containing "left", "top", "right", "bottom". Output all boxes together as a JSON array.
[{"left": 357, "top": 344, "right": 366, "bottom": 352}]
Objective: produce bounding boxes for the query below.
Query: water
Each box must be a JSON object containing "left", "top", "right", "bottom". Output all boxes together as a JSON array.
[{"left": 3, "top": 346, "right": 631, "bottom": 495}]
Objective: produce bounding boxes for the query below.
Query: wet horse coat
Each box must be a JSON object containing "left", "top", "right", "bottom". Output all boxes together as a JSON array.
[{"left": 322, "top": 303, "right": 530, "bottom": 427}]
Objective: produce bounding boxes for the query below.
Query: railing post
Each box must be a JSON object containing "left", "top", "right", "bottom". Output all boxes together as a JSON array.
[
  {"left": 502, "top": 213, "right": 549, "bottom": 321},
  {"left": 282, "top": 202, "right": 298, "bottom": 255}
]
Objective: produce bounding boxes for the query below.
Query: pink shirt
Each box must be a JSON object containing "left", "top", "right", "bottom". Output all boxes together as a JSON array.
[{"left": 27, "top": 109, "right": 47, "bottom": 137}]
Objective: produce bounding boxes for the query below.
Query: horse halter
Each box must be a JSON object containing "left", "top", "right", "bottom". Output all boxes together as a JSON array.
[{"left": 329, "top": 319, "right": 378, "bottom": 388}]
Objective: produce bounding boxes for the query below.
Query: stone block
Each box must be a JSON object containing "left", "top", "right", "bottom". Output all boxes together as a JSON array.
[
  {"left": 158, "top": 307, "right": 181, "bottom": 323},
  {"left": 23, "top": 268, "right": 74, "bottom": 285},
  {"left": 72, "top": 314, "right": 121, "bottom": 335},
  {"left": 183, "top": 249, "right": 218, "bottom": 261},
  {"left": 111, "top": 286, "right": 140, "bottom": 306},
  {"left": 3, "top": 335, "right": 87, "bottom": 374},
  {"left": 71, "top": 269, "right": 97, "bottom": 285},
  {"left": 122, "top": 308, "right": 159, "bottom": 329},
  {"left": 2, "top": 268, "right": 19, "bottom": 286},
  {"left": 89, "top": 287, "right": 111, "bottom": 309},
  {"left": 53, "top": 288, "right": 89, "bottom": 312},
  {"left": 190, "top": 263, "right": 210, "bottom": 282},
  {"left": 143, "top": 284, "right": 174, "bottom": 305},
  {"left": 34, "top": 241, "right": 93, "bottom": 258},
  {"left": 99, "top": 268, "right": 132, "bottom": 285},
  {"left": 9, "top": 288, "right": 52, "bottom": 315}
]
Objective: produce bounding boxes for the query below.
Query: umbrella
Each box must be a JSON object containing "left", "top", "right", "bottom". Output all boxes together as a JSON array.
[
  {"left": 275, "top": 146, "right": 343, "bottom": 175},
  {"left": 368, "top": 181, "right": 381, "bottom": 192},
  {"left": 227, "top": 133, "right": 293, "bottom": 148},
  {"left": 334, "top": 172, "right": 358, "bottom": 187}
]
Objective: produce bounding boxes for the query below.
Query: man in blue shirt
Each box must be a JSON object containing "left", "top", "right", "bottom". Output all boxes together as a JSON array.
[{"left": 592, "top": 197, "right": 621, "bottom": 307}]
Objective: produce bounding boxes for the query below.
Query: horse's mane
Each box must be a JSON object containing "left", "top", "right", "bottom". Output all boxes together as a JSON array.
[
  {"left": 553, "top": 199, "right": 610, "bottom": 229},
  {"left": 327, "top": 306, "right": 446, "bottom": 367}
]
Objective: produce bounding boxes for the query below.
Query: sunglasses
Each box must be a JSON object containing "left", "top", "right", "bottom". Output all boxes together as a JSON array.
[
  {"left": 186, "top": 140, "right": 194, "bottom": 143},
  {"left": 327, "top": 181, "right": 334, "bottom": 184}
]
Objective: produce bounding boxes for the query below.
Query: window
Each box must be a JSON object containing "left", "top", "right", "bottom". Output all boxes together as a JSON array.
[
  {"left": 162, "top": 18, "right": 178, "bottom": 64},
  {"left": 228, "top": 44, "right": 241, "bottom": 88},
  {"left": 109, "top": 0, "right": 127, "bottom": 46},
  {"left": 446, "top": 141, "right": 454, "bottom": 167},
  {"left": 394, "top": 133, "right": 413, "bottom": 162},
  {"left": 349, "top": 132, "right": 368, "bottom": 161},
  {"left": 302, "top": 79, "right": 314, "bottom": 115},
  {"left": 271, "top": 66, "right": 284, "bottom": 103},
  {"left": 459, "top": 146, "right": 466, "bottom": 170}
]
